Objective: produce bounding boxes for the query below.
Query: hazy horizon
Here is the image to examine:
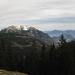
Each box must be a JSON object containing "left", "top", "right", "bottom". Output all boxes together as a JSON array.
[{"left": 0, "top": 0, "right": 75, "bottom": 30}]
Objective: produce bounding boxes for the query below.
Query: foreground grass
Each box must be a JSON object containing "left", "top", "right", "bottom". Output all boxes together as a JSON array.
[{"left": 0, "top": 69, "right": 28, "bottom": 75}]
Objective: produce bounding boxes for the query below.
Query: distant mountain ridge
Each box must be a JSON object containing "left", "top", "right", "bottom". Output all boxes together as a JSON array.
[
  {"left": 45, "top": 30, "right": 75, "bottom": 43},
  {"left": 0, "top": 25, "right": 55, "bottom": 45},
  {"left": 45, "top": 30, "right": 75, "bottom": 37},
  {"left": 52, "top": 34, "right": 75, "bottom": 43}
]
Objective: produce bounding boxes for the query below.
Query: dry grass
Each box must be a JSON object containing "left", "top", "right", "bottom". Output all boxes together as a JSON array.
[
  {"left": 12, "top": 41, "right": 32, "bottom": 48},
  {"left": 0, "top": 69, "right": 28, "bottom": 75}
]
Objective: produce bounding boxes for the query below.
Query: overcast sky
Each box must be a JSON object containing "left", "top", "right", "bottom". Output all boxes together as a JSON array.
[{"left": 0, "top": 0, "right": 75, "bottom": 30}]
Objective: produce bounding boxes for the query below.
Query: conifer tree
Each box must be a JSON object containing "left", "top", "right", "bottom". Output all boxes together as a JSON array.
[
  {"left": 59, "top": 34, "right": 66, "bottom": 46},
  {"left": 39, "top": 44, "right": 46, "bottom": 75},
  {"left": 0, "top": 38, "right": 7, "bottom": 69}
]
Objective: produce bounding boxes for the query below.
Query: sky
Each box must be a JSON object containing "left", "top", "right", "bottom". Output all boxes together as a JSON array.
[{"left": 0, "top": 0, "right": 75, "bottom": 31}]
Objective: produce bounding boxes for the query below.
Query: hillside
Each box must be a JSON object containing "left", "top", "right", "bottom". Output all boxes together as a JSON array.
[
  {"left": 1, "top": 25, "right": 55, "bottom": 45},
  {"left": 0, "top": 69, "right": 28, "bottom": 75},
  {"left": 0, "top": 26, "right": 55, "bottom": 74},
  {"left": 0, "top": 27, "right": 75, "bottom": 75},
  {"left": 0, "top": 32, "right": 47, "bottom": 49}
]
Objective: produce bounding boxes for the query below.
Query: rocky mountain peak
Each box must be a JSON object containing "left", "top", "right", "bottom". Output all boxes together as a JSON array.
[
  {"left": 28, "top": 27, "right": 37, "bottom": 31},
  {"left": 0, "top": 25, "right": 55, "bottom": 45},
  {"left": 1, "top": 25, "right": 28, "bottom": 33}
]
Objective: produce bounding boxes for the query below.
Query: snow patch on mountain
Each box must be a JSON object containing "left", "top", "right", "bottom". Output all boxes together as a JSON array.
[
  {"left": 15, "top": 25, "right": 28, "bottom": 30},
  {"left": 15, "top": 25, "right": 21, "bottom": 30},
  {"left": 23, "top": 26, "right": 28, "bottom": 30}
]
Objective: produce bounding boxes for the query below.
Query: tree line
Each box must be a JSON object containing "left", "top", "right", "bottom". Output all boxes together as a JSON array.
[{"left": 0, "top": 35, "right": 75, "bottom": 75}]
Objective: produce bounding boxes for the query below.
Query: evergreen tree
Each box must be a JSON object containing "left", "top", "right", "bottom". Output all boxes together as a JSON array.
[
  {"left": 25, "top": 40, "right": 39, "bottom": 75},
  {"left": 39, "top": 44, "right": 46, "bottom": 75},
  {"left": 0, "top": 38, "right": 7, "bottom": 69},
  {"left": 47, "top": 44, "right": 56, "bottom": 75},
  {"left": 6, "top": 40, "right": 13, "bottom": 70},
  {"left": 59, "top": 34, "right": 66, "bottom": 46}
]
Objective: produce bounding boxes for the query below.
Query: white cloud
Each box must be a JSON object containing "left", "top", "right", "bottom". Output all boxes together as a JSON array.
[
  {"left": 0, "top": 0, "right": 75, "bottom": 30},
  {"left": 29, "top": 23, "right": 75, "bottom": 31}
]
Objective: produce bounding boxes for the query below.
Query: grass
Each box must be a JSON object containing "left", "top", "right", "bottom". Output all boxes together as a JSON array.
[
  {"left": 0, "top": 69, "right": 28, "bottom": 75},
  {"left": 12, "top": 41, "right": 32, "bottom": 48}
]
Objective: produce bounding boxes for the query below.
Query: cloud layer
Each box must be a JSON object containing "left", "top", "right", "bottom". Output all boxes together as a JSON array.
[{"left": 0, "top": 0, "right": 75, "bottom": 30}]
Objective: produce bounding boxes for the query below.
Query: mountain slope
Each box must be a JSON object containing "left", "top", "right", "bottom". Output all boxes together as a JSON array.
[{"left": 1, "top": 25, "right": 55, "bottom": 45}]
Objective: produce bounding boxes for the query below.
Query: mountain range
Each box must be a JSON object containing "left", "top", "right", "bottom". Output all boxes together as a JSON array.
[
  {"left": 45, "top": 30, "right": 75, "bottom": 37},
  {"left": 45, "top": 30, "right": 75, "bottom": 43},
  {"left": 52, "top": 34, "right": 75, "bottom": 43}
]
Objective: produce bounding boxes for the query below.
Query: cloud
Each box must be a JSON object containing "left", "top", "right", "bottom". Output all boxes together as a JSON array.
[
  {"left": 27, "top": 23, "right": 75, "bottom": 31},
  {"left": 0, "top": 0, "right": 75, "bottom": 30}
]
